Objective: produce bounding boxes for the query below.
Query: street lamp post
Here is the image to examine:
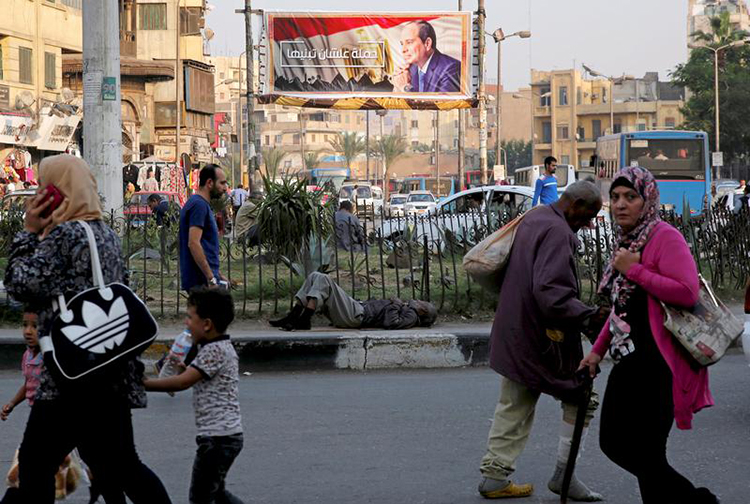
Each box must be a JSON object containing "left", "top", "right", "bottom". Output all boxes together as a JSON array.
[
  {"left": 489, "top": 29, "right": 531, "bottom": 181},
  {"left": 688, "top": 40, "right": 747, "bottom": 175}
]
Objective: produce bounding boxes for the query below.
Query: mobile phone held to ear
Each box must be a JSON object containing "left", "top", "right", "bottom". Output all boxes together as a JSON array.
[{"left": 39, "top": 184, "right": 64, "bottom": 219}]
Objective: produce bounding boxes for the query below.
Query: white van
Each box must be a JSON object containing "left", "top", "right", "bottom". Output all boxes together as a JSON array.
[
  {"left": 339, "top": 182, "right": 384, "bottom": 215},
  {"left": 514, "top": 164, "right": 576, "bottom": 195}
]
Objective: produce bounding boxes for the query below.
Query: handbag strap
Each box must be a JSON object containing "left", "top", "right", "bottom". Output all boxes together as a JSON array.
[
  {"left": 698, "top": 274, "right": 719, "bottom": 308},
  {"left": 56, "top": 221, "right": 107, "bottom": 323},
  {"left": 77, "top": 220, "right": 105, "bottom": 288}
]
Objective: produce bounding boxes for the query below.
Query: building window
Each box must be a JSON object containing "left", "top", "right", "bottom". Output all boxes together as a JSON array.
[
  {"left": 264, "top": 135, "right": 269, "bottom": 145},
  {"left": 180, "top": 7, "right": 203, "bottom": 35},
  {"left": 19, "top": 47, "right": 33, "bottom": 85},
  {"left": 558, "top": 86, "right": 568, "bottom": 106},
  {"left": 540, "top": 86, "right": 551, "bottom": 107},
  {"left": 665, "top": 117, "right": 676, "bottom": 128},
  {"left": 557, "top": 124, "right": 569, "bottom": 140},
  {"left": 324, "top": 134, "right": 329, "bottom": 142},
  {"left": 542, "top": 121, "right": 552, "bottom": 143},
  {"left": 561, "top": 155, "right": 570, "bottom": 164},
  {"left": 411, "top": 120, "right": 418, "bottom": 128},
  {"left": 311, "top": 134, "right": 316, "bottom": 143},
  {"left": 577, "top": 126, "right": 585, "bottom": 141},
  {"left": 592, "top": 120, "right": 602, "bottom": 139},
  {"left": 292, "top": 134, "right": 300, "bottom": 145},
  {"left": 139, "top": 3, "right": 167, "bottom": 30},
  {"left": 44, "top": 52, "right": 56, "bottom": 89},
  {"left": 275, "top": 134, "right": 282, "bottom": 143},
  {"left": 61, "top": 0, "right": 82, "bottom": 9},
  {"left": 637, "top": 123, "right": 646, "bottom": 131},
  {"left": 613, "top": 122, "right": 622, "bottom": 134}
]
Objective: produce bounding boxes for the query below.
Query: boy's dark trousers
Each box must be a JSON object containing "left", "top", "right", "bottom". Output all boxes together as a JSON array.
[{"left": 190, "top": 433, "right": 245, "bottom": 504}]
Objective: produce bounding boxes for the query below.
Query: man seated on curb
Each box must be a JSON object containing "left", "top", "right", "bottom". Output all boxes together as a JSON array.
[{"left": 270, "top": 271, "right": 437, "bottom": 331}]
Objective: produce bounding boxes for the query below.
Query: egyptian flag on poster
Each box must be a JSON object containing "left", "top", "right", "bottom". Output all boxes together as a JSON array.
[{"left": 266, "top": 12, "right": 473, "bottom": 100}]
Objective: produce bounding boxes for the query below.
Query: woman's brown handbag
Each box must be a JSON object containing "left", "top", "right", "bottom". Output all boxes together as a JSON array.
[{"left": 661, "top": 275, "right": 743, "bottom": 366}]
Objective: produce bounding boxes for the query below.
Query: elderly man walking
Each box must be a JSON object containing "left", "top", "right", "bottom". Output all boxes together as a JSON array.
[{"left": 478, "top": 181, "right": 607, "bottom": 501}]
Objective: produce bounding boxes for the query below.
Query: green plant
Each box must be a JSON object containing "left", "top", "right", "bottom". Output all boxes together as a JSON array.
[
  {"left": 304, "top": 151, "right": 323, "bottom": 170},
  {"left": 256, "top": 174, "right": 333, "bottom": 268}
]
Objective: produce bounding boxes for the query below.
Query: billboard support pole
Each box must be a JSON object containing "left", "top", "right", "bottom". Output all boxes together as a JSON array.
[
  {"left": 366, "top": 110, "right": 370, "bottom": 182},
  {"left": 244, "top": 0, "right": 256, "bottom": 189},
  {"left": 477, "top": 0, "right": 488, "bottom": 185},
  {"left": 458, "top": 0, "right": 465, "bottom": 191}
]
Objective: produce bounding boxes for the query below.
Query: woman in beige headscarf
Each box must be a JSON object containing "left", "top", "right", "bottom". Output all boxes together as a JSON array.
[{"left": 4, "top": 155, "right": 171, "bottom": 504}]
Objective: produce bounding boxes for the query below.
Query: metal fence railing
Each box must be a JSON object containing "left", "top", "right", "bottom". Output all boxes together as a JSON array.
[{"left": 0, "top": 203, "right": 748, "bottom": 318}]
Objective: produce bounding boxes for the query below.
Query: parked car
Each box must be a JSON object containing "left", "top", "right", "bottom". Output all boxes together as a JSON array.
[
  {"left": 379, "top": 185, "right": 534, "bottom": 251},
  {"left": 124, "top": 191, "right": 182, "bottom": 225},
  {"left": 385, "top": 194, "right": 408, "bottom": 217},
  {"left": 404, "top": 190, "right": 437, "bottom": 216}
]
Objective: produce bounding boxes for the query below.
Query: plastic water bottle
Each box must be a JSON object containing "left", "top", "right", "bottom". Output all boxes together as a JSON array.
[{"left": 158, "top": 330, "right": 193, "bottom": 379}]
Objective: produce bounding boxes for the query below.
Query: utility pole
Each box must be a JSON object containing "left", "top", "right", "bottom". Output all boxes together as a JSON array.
[
  {"left": 477, "top": 0, "right": 488, "bottom": 185},
  {"left": 175, "top": 0, "right": 181, "bottom": 171},
  {"left": 457, "top": 0, "right": 465, "bottom": 191},
  {"left": 435, "top": 111, "right": 440, "bottom": 196},
  {"left": 366, "top": 110, "right": 370, "bottom": 182},
  {"left": 235, "top": 1, "right": 257, "bottom": 189},
  {"left": 83, "top": 0, "right": 122, "bottom": 214}
]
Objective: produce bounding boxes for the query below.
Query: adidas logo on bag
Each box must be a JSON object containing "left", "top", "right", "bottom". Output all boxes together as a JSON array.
[
  {"left": 60, "top": 299, "right": 130, "bottom": 354},
  {"left": 40, "top": 221, "right": 158, "bottom": 380}
]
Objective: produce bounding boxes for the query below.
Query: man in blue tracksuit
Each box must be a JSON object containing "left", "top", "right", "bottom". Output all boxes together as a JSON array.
[{"left": 532, "top": 156, "right": 560, "bottom": 206}]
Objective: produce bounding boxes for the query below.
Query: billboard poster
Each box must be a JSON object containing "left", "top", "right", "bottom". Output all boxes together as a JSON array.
[{"left": 264, "top": 12, "right": 474, "bottom": 107}]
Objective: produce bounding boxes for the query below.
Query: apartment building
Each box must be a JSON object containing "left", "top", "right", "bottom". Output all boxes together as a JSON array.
[
  {"left": 0, "top": 0, "right": 83, "bottom": 170},
  {"left": 688, "top": 0, "right": 750, "bottom": 45},
  {"left": 530, "top": 69, "right": 685, "bottom": 167}
]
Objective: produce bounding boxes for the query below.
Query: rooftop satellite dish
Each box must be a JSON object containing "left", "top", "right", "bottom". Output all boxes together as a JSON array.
[{"left": 204, "top": 28, "right": 215, "bottom": 41}]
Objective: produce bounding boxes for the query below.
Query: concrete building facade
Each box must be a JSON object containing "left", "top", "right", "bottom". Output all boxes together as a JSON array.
[
  {"left": 0, "top": 0, "right": 84, "bottom": 170},
  {"left": 530, "top": 69, "right": 685, "bottom": 167},
  {"left": 688, "top": 0, "right": 750, "bottom": 45}
]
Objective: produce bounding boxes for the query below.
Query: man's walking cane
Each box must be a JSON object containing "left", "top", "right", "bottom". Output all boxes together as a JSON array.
[{"left": 560, "top": 369, "right": 594, "bottom": 504}]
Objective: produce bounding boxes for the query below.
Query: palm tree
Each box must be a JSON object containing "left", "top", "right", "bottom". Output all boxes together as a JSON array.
[
  {"left": 375, "top": 134, "right": 407, "bottom": 200},
  {"left": 262, "top": 147, "right": 287, "bottom": 180},
  {"left": 691, "top": 11, "right": 749, "bottom": 47},
  {"left": 328, "top": 132, "right": 366, "bottom": 180},
  {"left": 304, "top": 151, "right": 322, "bottom": 170}
]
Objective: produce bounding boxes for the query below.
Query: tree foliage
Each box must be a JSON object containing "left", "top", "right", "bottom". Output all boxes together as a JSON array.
[
  {"left": 375, "top": 134, "right": 408, "bottom": 200},
  {"left": 304, "top": 151, "right": 322, "bottom": 170},
  {"left": 671, "top": 12, "right": 750, "bottom": 160},
  {"left": 490, "top": 139, "right": 533, "bottom": 175},
  {"left": 328, "top": 132, "right": 366, "bottom": 178},
  {"left": 262, "top": 147, "right": 287, "bottom": 179}
]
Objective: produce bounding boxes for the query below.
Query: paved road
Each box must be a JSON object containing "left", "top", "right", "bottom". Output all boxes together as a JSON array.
[{"left": 0, "top": 355, "right": 747, "bottom": 503}]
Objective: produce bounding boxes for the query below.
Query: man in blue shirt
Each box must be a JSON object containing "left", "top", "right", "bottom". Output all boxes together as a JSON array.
[
  {"left": 532, "top": 156, "right": 560, "bottom": 206},
  {"left": 179, "top": 164, "right": 229, "bottom": 291}
]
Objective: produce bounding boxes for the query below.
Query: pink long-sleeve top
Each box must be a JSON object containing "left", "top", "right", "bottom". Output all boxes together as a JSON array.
[{"left": 591, "top": 221, "right": 714, "bottom": 430}]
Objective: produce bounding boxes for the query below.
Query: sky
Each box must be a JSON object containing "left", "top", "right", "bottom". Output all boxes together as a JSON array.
[{"left": 206, "top": 0, "right": 692, "bottom": 91}]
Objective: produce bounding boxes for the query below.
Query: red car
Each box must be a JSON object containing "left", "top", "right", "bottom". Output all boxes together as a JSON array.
[{"left": 124, "top": 191, "right": 183, "bottom": 225}]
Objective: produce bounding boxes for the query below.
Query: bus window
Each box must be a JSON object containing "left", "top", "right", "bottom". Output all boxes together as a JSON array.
[{"left": 626, "top": 139, "right": 705, "bottom": 179}]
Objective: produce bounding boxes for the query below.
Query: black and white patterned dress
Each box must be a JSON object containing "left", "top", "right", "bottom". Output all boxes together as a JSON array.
[{"left": 4, "top": 220, "right": 147, "bottom": 407}]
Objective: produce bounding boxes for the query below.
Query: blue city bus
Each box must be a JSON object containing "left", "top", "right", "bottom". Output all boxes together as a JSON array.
[
  {"left": 399, "top": 176, "right": 457, "bottom": 199},
  {"left": 301, "top": 167, "right": 351, "bottom": 191},
  {"left": 595, "top": 130, "right": 710, "bottom": 216}
]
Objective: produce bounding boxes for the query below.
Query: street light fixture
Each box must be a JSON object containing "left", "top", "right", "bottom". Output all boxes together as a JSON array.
[
  {"left": 582, "top": 64, "right": 634, "bottom": 135},
  {"left": 485, "top": 28, "right": 531, "bottom": 182},
  {"left": 688, "top": 39, "right": 749, "bottom": 176},
  {"left": 513, "top": 90, "right": 551, "bottom": 165}
]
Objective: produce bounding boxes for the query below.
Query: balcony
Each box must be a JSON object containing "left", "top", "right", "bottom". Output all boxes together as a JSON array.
[{"left": 120, "top": 30, "right": 137, "bottom": 58}]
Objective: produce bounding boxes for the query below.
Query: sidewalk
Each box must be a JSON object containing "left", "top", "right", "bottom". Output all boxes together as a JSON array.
[{"left": 0, "top": 303, "right": 743, "bottom": 371}]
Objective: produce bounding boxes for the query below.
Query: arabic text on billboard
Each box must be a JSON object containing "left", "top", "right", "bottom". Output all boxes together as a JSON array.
[{"left": 267, "top": 12, "right": 473, "bottom": 100}]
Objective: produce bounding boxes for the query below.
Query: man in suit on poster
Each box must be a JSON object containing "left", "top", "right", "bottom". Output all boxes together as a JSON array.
[{"left": 392, "top": 20, "right": 462, "bottom": 93}]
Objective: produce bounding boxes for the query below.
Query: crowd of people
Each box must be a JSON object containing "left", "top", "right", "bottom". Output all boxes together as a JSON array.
[{"left": 0, "top": 156, "right": 722, "bottom": 503}]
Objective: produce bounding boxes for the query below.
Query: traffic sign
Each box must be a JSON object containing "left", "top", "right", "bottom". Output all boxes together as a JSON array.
[{"left": 712, "top": 151, "right": 723, "bottom": 167}]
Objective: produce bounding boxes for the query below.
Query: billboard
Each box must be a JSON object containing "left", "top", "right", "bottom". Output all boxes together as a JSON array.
[{"left": 263, "top": 12, "right": 475, "bottom": 108}]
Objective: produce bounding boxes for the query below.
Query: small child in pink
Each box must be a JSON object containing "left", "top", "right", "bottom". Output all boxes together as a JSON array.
[{"left": 2, "top": 311, "right": 42, "bottom": 419}]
